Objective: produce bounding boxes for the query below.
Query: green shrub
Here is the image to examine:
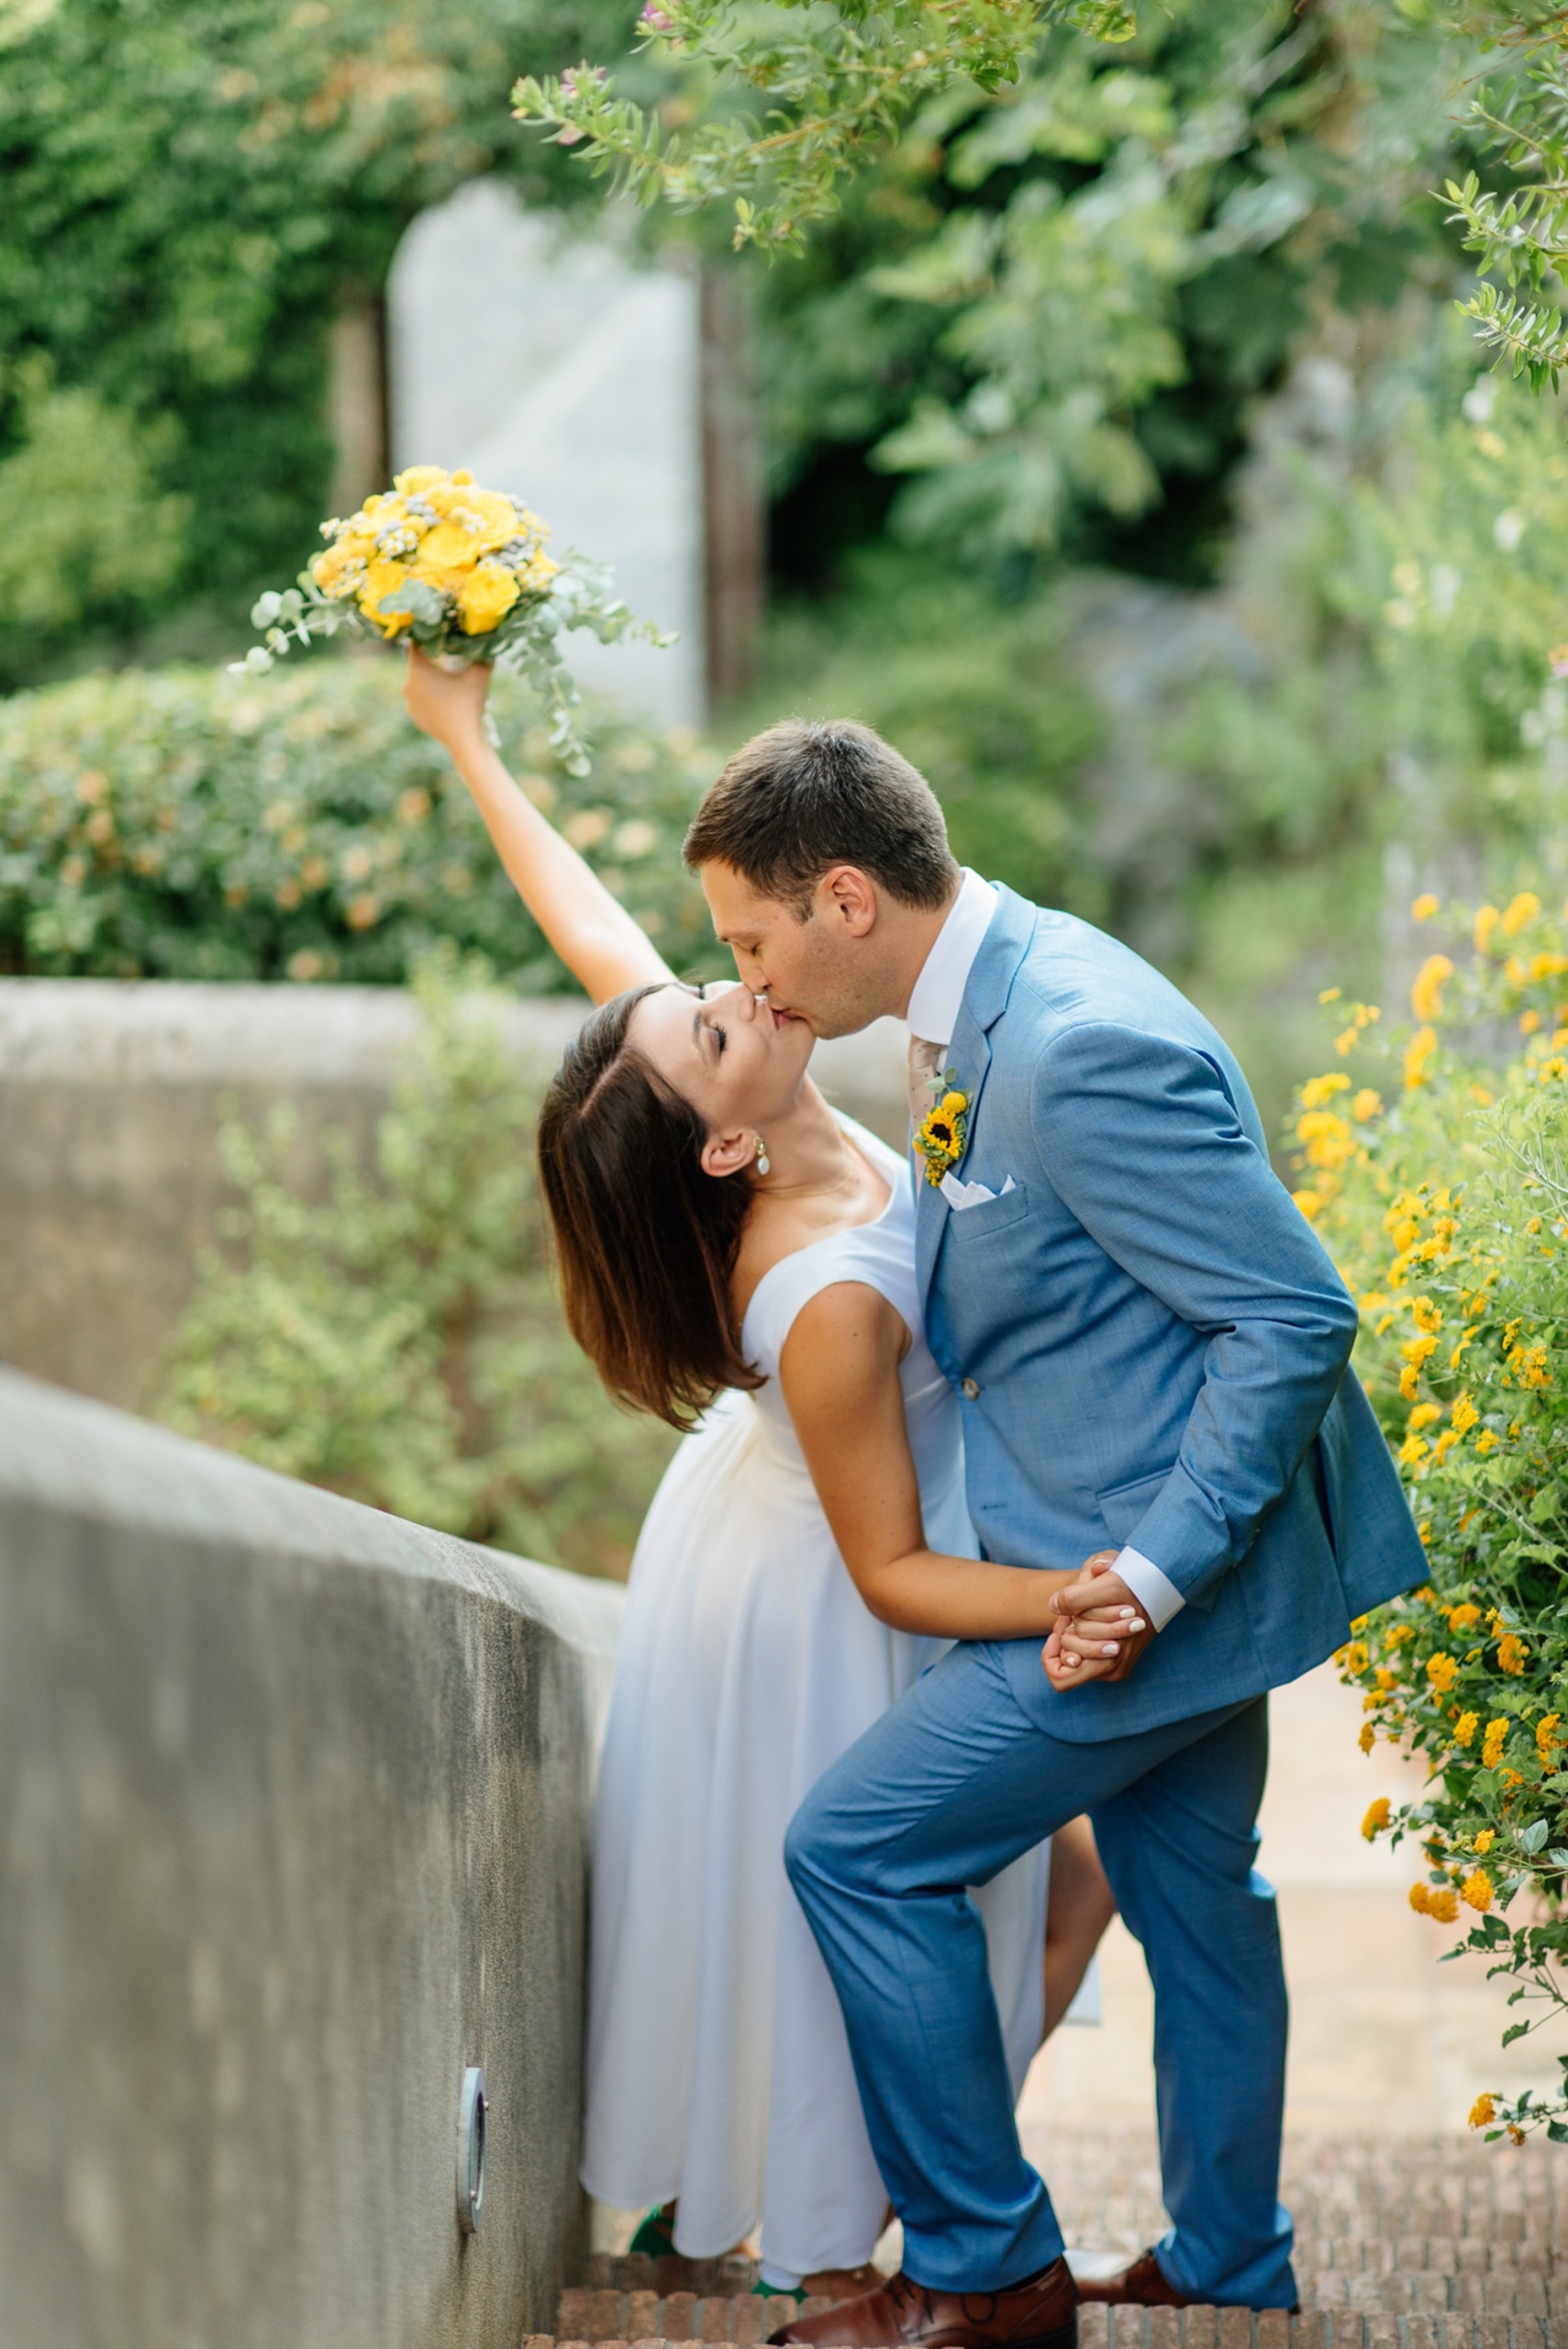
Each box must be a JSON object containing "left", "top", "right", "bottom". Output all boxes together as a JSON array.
[
  {"left": 153, "top": 951, "right": 679, "bottom": 1579},
  {"left": 0, "top": 656, "right": 722, "bottom": 985},
  {"left": 1288, "top": 892, "right": 1568, "bottom": 2138}
]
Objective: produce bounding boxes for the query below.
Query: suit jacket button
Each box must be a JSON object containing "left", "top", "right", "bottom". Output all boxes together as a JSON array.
[{"left": 962, "top": 1376, "right": 980, "bottom": 1399}]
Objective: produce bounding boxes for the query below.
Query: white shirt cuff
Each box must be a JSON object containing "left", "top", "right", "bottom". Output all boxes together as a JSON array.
[{"left": 1114, "top": 1544, "right": 1184, "bottom": 1631}]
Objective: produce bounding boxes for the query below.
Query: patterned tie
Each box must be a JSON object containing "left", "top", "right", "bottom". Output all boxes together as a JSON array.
[{"left": 906, "top": 1033, "right": 946, "bottom": 1131}]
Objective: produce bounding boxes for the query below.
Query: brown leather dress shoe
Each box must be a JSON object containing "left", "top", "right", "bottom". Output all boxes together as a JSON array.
[
  {"left": 767, "top": 2257, "right": 1078, "bottom": 2349},
  {"left": 1075, "top": 2251, "right": 1297, "bottom": 2317},
  {"left": 1074, "top": 2251, "right": 1194, "bottom": 2308}
]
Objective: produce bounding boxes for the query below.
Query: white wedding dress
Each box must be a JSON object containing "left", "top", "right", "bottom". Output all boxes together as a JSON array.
[{"left": 582, "top": 1116, "right": 1049, "bottom": 2281}]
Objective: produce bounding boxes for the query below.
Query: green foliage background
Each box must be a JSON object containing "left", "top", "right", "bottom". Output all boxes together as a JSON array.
[{"left": 154, "top": 951, "right": 679, "bottom": 1576}]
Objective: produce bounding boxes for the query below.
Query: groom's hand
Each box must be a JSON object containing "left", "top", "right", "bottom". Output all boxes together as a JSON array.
[{"left": 1043, "top": 1553, "right": 1156, "bottom": 1688}]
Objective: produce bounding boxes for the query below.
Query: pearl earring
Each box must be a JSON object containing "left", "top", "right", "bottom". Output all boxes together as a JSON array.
[{"left": 755, "top": 1135, "right": 771, "bottom": 1176}]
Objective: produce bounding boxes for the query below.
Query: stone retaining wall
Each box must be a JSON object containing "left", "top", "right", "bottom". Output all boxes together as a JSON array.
[{"left": 0, "top": 1366, "right": 625, "bottom": 2349}]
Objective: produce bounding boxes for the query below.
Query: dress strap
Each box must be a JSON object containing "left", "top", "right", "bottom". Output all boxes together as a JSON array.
[{"left": 742, "top": 1239, "right": 916, "bottom": 1379}]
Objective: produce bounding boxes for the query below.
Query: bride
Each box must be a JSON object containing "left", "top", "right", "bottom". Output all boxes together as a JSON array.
[{"left": 403, "top": 653, "right": 1122, "bottom": 2296}]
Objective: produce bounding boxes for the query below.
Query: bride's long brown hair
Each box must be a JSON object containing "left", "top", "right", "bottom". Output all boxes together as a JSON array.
[{"left": 537, "top": 986, "right": 764, "bottom": 1429}]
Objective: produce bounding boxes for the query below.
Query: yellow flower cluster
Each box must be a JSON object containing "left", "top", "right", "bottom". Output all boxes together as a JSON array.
[
  {"left": 312, "top": 466, "right": 559, "bottom": 640},
  {"left": 916, "top": 1090, "right": 969, "bottom": 1186}
]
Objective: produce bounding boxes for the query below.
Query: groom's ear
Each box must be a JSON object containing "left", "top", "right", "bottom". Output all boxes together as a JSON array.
[
  {"left": 700, "top": 1128, "right": 757, "bottom": 1181},
  {"left": 817, "top": 865, "right": 879, "bottom": 938}
]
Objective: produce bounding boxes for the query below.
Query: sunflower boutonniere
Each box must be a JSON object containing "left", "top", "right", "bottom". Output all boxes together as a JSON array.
[{"left": 916, "top": 1085, "right": 969, "bottom": 1186}]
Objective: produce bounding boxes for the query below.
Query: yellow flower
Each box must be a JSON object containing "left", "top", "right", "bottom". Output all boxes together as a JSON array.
[
  {"left": 393, "top": 464, "right": 450, "bottom": 494},
  {"left": 1398, "top": 1432, "right": 1429, "bottom": 1467},
  {"left": 1427, "top": 1653, "right": 1460, "bottom": 1692},
  {"left": 1411, "top": 954, "right": 1455, "bottom": 1023},
  {"left": 1448, "top": 1601, "right": 1482, "bottom": 1631},
  {"left": 345, "top": 893, "right": 382, "bottom": 930},
  {"left": 1474, "top": 905, "right": 1501, "bottom": 953},
  {"left": 1475, "top": 1428, "right": 1500, "bottom": 1454},
  {"left": 1520, "top": 1008, "right": 1541, "bottom": 1036},
  {"left": 1296, "top": 1109, "right": 1355, "bottom": 1169},
  {"left": 1428, "top": 1887, "right": 1460, "bottom": 1923},
  {"left": 1404, "top": 1026, "right": 1438, "bottom": 1088},
  {"left": 312, "top": 538, "right": 370, "bottom": 596},
  {"left": 1482, "top": 1718, "right": 1510, "bottom": 1768},
  {"left": 415, "top": 520, "right": 486, "bottom": 577},
  {"left": 1502, "top": 890, "right": 1541, "bottom": 938},
  {"left": 1300, "top": 1071, "right": 1351, "bottom": 1108},
  {"left": 1293, "top": 1189, "right": 1323, "bottom": 1223},
  {"left": 916, "top": 1090, "right": 969, "bottom": 1186},
  {"left": 1408, "top": 1880, "right": 1432, "bottom": 1913},
  {"left": 357, "top": 557, "right": 413, "bottom": 635},
  {"left": 1401, "top": 1334, "right": 1439, "bottom": 1368},
  {"left": 1461, "top": 1867, "right": 1495, "bottom": 1912},
  {"left": 1358, "top": 1722, "right": 1376, "bottom": 1753},
  {"left": 1453, "top": 1711, "right": 1479, "bottom": 1748},
  {"left": 1408, "top": 1403, "right": 1442, "bottom": 1431},
  {"left": 1352, "top": 1088, "right": 1384, "bottom": 1121},
  {"left": 1536, "top": 1714, "right": 1562, "bottom": 1764},
  {"left": 1496, "top": 1634, "right": 1528, "bottom": 1675},
  {"left": 1399, "top": 1364, "right": 1420, "bottom": 1401},
  {"left": 457, "top": 561, "right": 523, "bottom": 635},
  {"left": 1469, "top": 2094, "right": 1496, "bottom": 2130},
  {"left": 1342, "top": 1641, "right": 1370, "bottom": 1675},
  {"left": 1411, "top": 892, "right": 1440, "bottom": 922},
  {"left": 1473, "top": 1828, "right": 1496, "bottom": 1854},
  {"left": 1362, "top": 1798, "right": 1391, "bottom": 1839},
  {"left": 1411, "top": 1296, "right": 1442, "bottom": 1334},
  {"left": 1530, "top": 951, "right": 1568, "bottom": 980},
  {"left": 1451, "top": 1395, "right": 1480, "bottom": 1438}
]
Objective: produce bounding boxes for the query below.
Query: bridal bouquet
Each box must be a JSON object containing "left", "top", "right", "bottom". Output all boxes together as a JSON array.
[{"left": 234, "top": 466, "right": 669, "bottom": 773}]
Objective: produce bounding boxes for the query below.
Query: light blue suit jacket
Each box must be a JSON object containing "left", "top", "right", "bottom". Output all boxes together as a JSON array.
[{"left": 917, "top": 885, "right": 1426, "bottom": 1742}]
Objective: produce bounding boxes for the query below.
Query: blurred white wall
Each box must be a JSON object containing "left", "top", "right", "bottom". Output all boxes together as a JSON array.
[{"left": 388, "top": 181, "right": 705, "bottom": 729}]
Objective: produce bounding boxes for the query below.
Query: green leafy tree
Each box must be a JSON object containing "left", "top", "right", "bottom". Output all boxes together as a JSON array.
[{"left": 0, "top": 0, "right": 646, "bottom": 674}]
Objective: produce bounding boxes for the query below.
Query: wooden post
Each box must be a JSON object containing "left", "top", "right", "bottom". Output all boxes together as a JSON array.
[
  {"left": 327, "top": 294, "right": 388, "bottom": 519},
  {"left": 701, "top": 268, "right": 765, "bottom": 707}
]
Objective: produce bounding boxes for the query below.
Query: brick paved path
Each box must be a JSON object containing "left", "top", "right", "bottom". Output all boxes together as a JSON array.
[{"left": 539, "top": 2130, "right": 1568, "bottom": 2349}]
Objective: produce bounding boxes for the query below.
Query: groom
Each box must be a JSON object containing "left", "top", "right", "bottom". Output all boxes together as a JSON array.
[{"left": 684, "top": 719, "right": 1424, "bottom": 2349}]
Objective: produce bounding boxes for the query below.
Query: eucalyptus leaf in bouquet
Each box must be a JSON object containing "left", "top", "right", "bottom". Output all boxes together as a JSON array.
[{"left": 234, "top": 465, "right": 673, "bottom": 774}]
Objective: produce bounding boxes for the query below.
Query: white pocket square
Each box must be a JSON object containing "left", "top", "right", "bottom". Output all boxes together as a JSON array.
[{"left": 940, "top": 1172, "right": 1017, "bottom": 1211}]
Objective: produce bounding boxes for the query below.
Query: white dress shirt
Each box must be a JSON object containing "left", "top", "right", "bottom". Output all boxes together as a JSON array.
[{"left": 905, "top": 870, "right": 1184, "bottom": 1632}]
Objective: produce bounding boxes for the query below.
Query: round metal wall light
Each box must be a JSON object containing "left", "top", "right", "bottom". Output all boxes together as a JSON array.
[{"left": 457, "top": 2065, "right": 486, "bottom": 2233}]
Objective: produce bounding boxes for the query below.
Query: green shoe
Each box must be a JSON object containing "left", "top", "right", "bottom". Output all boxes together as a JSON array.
[{"left": 628, "top": 2206, "right": 678, "bottom": 2259}]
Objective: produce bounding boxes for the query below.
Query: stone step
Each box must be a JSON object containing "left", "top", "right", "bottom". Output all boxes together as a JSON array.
[{"left": 529, "top": 2318, "right": 1568, "bottom": 2349}]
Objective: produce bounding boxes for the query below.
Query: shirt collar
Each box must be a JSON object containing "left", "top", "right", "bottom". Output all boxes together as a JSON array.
[{"left": 905, "top": 868, "right": 998, "bottom": 1049}]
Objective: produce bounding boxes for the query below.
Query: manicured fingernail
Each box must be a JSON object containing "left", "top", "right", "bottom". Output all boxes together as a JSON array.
[
  {"left": 1129, "top": 1619, "right": 1146, "bottom": 1632},
  {"left": 1101, "top": 1643, "right": 1118, "bottom": 1656}
]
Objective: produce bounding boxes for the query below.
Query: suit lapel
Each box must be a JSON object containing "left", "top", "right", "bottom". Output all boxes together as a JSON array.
[{"left": 915, "top": 885, "right": 1036, "bottom": 1316}]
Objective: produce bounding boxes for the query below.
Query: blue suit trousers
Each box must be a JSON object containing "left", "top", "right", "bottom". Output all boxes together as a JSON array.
[{"left": 784, "top": 1639, "right": 1295, "bottom": 2308}]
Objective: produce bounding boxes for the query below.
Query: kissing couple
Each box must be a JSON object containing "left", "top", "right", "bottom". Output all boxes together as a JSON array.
[{"left": 405, "top": 652, "right": 1424, "bottom": 2349}]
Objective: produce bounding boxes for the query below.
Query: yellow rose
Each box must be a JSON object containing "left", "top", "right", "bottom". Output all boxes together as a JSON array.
[
  {"left": 458, "top": 561, "right": 523, "bottom": 635},
  {"left": 417, "top": 521, "right": 484, "bottom": 574},
  {"left": 394, "top": 465, "right": 450, "bottom": 495},
  {"left": 358, "top": 557, "right": 413, "bottom": 635}
]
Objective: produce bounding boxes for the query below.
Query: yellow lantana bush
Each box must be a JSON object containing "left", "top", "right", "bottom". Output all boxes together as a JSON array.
[
  {"left": 1294, "top": 889, "right": 1568, "bottom": 2142},
  {"left": 238, "top": 466, "right": 669, "bottom": 774}
]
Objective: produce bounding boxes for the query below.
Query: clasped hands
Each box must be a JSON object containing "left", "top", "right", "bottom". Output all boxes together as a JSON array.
[{"left": 1041, "top": 1551, "right": 1154, "bottom": 1692}]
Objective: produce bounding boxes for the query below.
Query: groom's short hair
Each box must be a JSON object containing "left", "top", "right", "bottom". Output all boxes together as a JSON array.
[{"left": 684, "top": 718, "right": 958, "bottom": 914}]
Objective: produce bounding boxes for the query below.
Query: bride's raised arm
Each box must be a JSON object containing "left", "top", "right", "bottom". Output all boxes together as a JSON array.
[{"left": 402, "top": 649, "right": 676, "bottom": 1006}]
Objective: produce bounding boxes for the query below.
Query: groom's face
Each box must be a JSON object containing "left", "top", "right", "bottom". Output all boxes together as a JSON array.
[{"left": 697, "top": 860, "right": 884, "bottom": 1040}]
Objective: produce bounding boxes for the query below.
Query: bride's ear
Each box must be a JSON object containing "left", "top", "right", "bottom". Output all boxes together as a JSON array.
[{"left": 700, "top": 1128, "right": 758, "bottom": 1181}]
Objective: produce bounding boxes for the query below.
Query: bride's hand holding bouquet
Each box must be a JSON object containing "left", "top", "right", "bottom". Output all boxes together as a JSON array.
[{"left": 235, "top": 465, "right": 671, "bottom": 774}]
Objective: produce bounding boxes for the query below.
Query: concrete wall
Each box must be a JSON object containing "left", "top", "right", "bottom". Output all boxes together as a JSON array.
[
  {"left": 0, "top": 1366, "right": 624, "bottom": 2349},
  {"left": 0, "top": 978, "right": 910, "bottom": 1410}
]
